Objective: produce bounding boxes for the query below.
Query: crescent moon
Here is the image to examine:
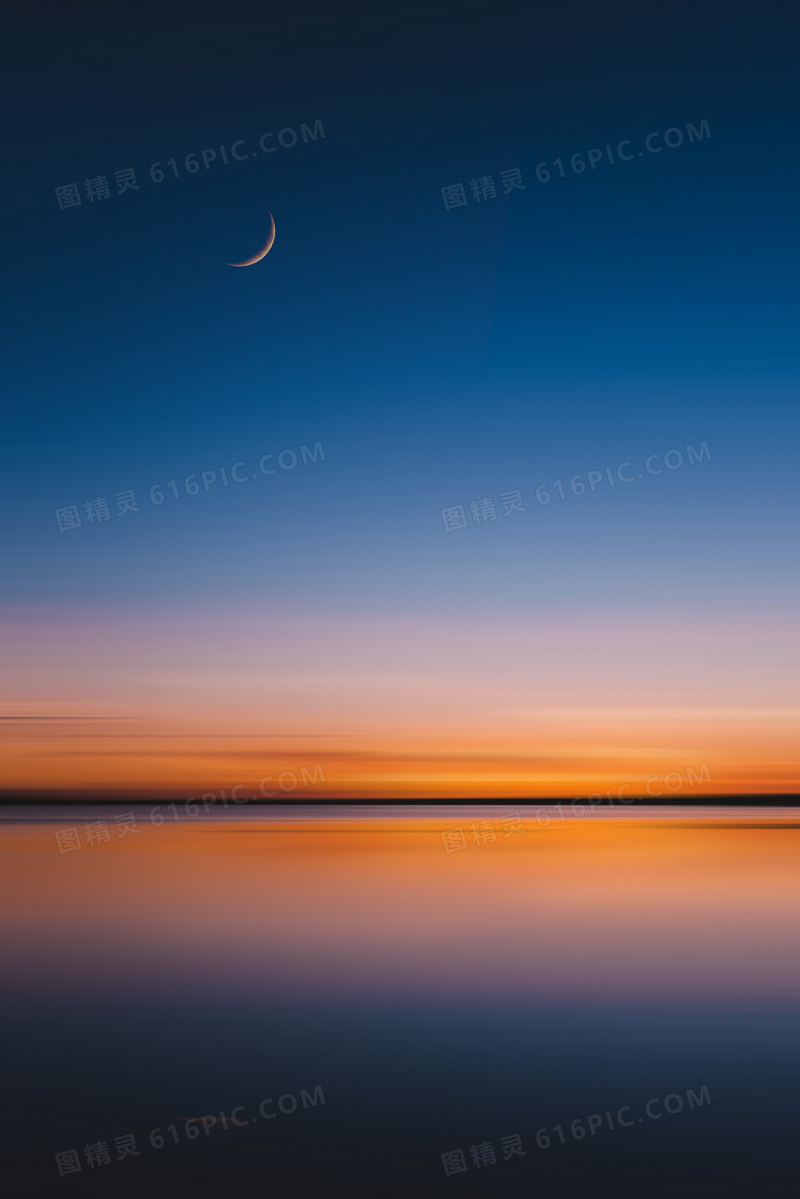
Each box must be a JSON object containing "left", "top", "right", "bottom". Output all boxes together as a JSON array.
[{"left": 226, "top": 212, "right": 275, "bottom": 267}]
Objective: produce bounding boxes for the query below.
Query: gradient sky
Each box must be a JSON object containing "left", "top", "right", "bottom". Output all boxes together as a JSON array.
[{"left": 2, "top": 0, "right": 798, "bottom": 797}]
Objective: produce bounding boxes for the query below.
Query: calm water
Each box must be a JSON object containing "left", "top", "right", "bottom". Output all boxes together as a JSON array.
[{"left": 3, "top": 806, "right": 799, "bottom": 1197}]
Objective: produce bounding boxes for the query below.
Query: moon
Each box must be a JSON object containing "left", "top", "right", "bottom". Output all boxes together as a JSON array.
[{"left": 226, "top": 212, "right": 275, "bottom": 267}]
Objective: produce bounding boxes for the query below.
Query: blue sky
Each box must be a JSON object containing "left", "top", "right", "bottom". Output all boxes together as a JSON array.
[{"left": 1, "top": 1, "right": 798, "bottom": 797}]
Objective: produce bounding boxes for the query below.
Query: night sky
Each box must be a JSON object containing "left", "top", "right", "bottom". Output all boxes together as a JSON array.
[{"left": 2, "top": 0, "right": 798, "bottom": 797}]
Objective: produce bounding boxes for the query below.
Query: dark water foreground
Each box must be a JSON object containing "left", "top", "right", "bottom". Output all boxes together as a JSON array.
[{"left": 3, "top": 806, "right": 798, "bottom": 1197}]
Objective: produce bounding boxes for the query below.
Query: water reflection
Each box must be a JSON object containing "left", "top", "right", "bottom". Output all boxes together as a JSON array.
[{"left": 3, "top": 807, "right": 798, "bottom": 1196}]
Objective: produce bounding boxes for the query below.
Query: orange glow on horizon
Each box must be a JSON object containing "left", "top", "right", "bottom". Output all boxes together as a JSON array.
[
  {"left": 1, "top": 716, "right": 797, "bottom": 797},
  {"left": 2, "top": 606, "right": 797, "bottom": 797}
]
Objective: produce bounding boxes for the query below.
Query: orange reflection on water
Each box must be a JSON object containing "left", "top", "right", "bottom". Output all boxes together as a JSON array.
[{"left": 3, "top": 812, "right": 799, "bottom": 1002}]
